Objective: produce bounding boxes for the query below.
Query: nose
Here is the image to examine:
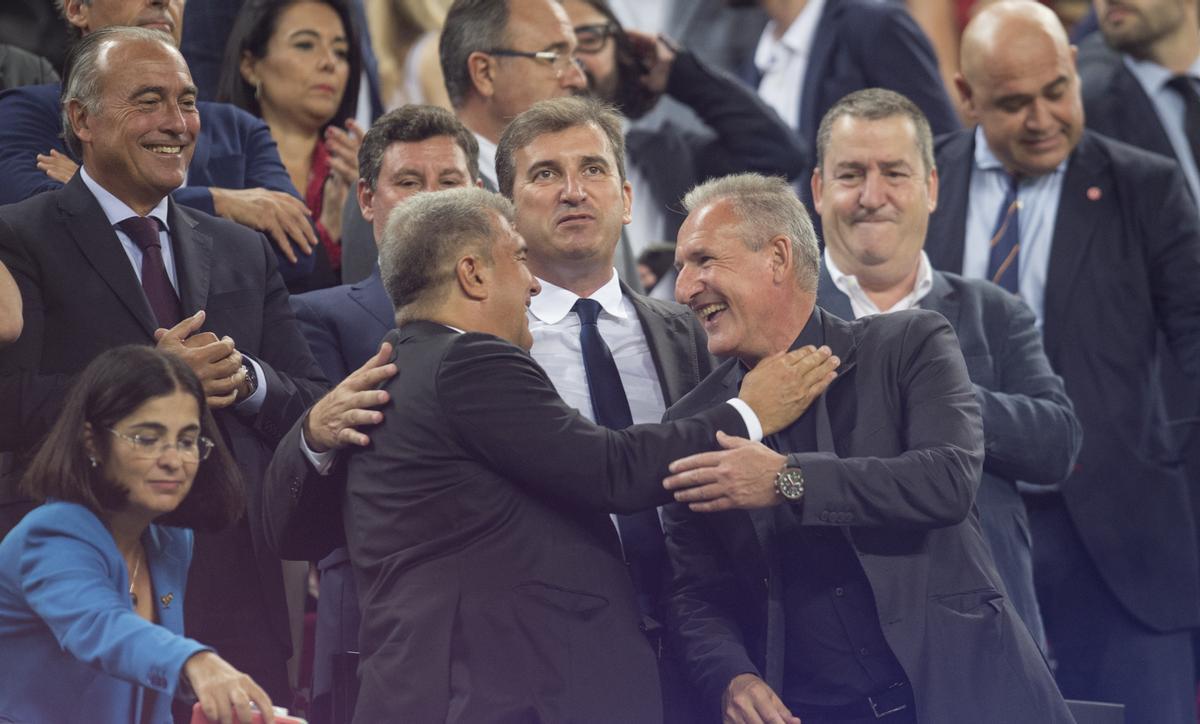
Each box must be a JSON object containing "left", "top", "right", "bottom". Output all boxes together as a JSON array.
[
  {"left": 674, "top": 264, "right": 698, "bottom": 305},
  {"left": 561, "top": 169, "right": 587, "bottom": 203},
  {"left": 155, "top": 441, "right": 184, "bottom": 469},
  {"left": 1025, "top": 97, "right": 1052, "bottom": 131},
  {"left": 859, "top": 170, "right": 886, "bottom": 209},
  {"left": 562, "top": 56, "right": 587, "bottom": 91},
  {"left": 161, "top": 99, "right": 188, "bottom": 135},
  {"left": 529, "top": 275, "right": 542, "bottom": 297}
]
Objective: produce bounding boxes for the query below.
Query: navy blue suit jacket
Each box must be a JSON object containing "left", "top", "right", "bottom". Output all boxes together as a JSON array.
[
  {"left": 1077, "top": 36, "right": 1178, "bottom": 164},
  {"left": 741, "top": 0, "right": 959, "bottom": 164},
  {"left": 0, "top": 83, "right": 313, "bottom": 280},
  {"left": 818, "top": 267, "right": 1080, "bottom": 645},
  {"left": 290, "top": 268, "right": 392, "bottom": 383},
  {"left": 926, "top": 128, "right": 1200, "bottom": 631}
]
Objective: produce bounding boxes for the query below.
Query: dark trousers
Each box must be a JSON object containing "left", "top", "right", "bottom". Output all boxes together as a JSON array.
[{"left": 1030, "top": 496, "right": 1196, "bottom": 724}]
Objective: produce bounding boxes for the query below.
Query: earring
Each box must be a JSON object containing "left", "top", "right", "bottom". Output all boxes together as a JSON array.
[
  {"left": 254, "top": 80, "right": 262, "bottom": 102},
  {"left": 88, "top": 455, "right": 98, "bottom": 468}
]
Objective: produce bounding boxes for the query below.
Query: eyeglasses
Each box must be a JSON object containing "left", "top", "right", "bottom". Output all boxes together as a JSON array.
[
  {"left": 573, "top": 22, "right": 619, "bottom": 55},
  {"left": 108, "top": 428, "right": 214, "bottom": 462},
  {"left": 485, "top": 48, "right": 583, "bottom": 78}
]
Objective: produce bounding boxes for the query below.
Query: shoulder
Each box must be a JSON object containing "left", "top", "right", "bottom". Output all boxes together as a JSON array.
[
  {"left": 933, "top": 128, "right": 975, "bottom": 160},
  {"left": 0, "top": 82, "right": 59, "bottom": 110},
  {"left": 7, "top": 502, "right": 112, "bottom": 552},
  {"left": 1076, "top": 34, "right": 1124, "bottom": 86},
  {"left": 627, "top": 290, "right": 692, "bottom": 321},
  {"left": 291, "top": 283, "right": 354, "bottom": 318},
  {"left": 1078, "top": 130, "right": 1188, "bottom": 193},
  {"left": 171, "top": 201, "right": 267, "bottom": 247},
  {"left": 0, "top": 183, "right": 66, "bottom": 222},
  {"left": 195, "top": 100, "right": 267, "bottom": 133},
  {"left": 666, "top": 357, "right": 740, "bottom": 419},
  {"left": 853, "top": 307, "right": 953, "bottom": 344}
]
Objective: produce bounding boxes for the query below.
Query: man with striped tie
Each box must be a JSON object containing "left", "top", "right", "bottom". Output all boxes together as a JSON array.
[{"left": 925, "top": 2, "right": 1200, "bottom": 721}]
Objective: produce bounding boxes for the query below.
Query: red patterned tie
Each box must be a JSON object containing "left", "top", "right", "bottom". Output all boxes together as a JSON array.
[{"left": 117, "top": 216, "right": 183, "bottom": 328}]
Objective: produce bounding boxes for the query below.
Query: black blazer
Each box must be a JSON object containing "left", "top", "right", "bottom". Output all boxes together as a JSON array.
[
  {"left": 663, "top": 308, "right": 1072, "bottom": 723},
  {"left": 0, "top": 172, "right": 328, "bottom": 686},
  {"left": 323, "top": 321, "right": 744, "bottom": 722},
  {"left": 926, "top": 128, "right": 1200, "bottom": 631},
  {"left": 1077, "top": 36, "right": 1179, "bottom": 164}
]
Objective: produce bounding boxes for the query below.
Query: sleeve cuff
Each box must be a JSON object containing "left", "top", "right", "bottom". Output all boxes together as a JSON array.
[
  {"left": 725, "top": 398, "right": 763, "bottom": 442},
  {"left": 299, "top": 426, "right": 339, "bottom": 476},
  {"left": 233, "top": 356, "right": 268, "bottom": 415}
]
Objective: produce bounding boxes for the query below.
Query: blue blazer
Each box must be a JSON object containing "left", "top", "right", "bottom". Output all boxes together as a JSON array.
[
  {"left": 926, "top": 128, "right": 1200, "bottom": 632},
  {"left": 0, "top": 83, "right": 313, "bottom": 280},
  {"left": 0, "top": 502, "right": 207, "bottom": 723},
  {"left": 289, "top": 268, "right": 393, "bottom": 383},
  {"left": 817, "top": 266, "right": 1081, "bottom": 647}
]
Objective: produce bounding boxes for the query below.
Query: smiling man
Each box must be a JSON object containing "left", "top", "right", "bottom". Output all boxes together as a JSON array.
[{"left": 926, "top": 2, "right": 1200, "bottom": 721}]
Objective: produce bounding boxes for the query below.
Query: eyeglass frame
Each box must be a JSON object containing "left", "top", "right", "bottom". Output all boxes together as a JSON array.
[
  {"left": 483, "top": 48, "right": 583, "bottom": 78},
  {"left": 572, "top": 22, "right": 620, "bottom": 55},
  {"left": 106, "top": 428, "right": 215, "bottom": 462}
]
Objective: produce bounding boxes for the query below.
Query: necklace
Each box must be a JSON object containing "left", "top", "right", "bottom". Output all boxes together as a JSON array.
[{"left": 128, "top": 551, "right": 142, "bottom": 606}]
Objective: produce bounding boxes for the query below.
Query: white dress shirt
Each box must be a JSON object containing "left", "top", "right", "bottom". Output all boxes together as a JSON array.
[
  {"left": 753, "top": 0, "right": 828, "bottom": 133},
  {"left": 824, "top": 248, "right": 934, "bottom": 317}
]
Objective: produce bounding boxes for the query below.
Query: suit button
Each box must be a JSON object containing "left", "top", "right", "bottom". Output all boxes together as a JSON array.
[
  {"left": 835, "top": 587, "right": 844, "bottom": 597},
  {"left": 762, "top": 577, "right": 769, "bottom": 590},
  {"left": 819, "top": 512, "right": 830, "bottom": 522}
]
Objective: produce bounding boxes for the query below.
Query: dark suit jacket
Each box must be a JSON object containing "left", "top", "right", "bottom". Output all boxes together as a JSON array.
[
  {"left": 1077, "top": 36, "right": 1177, "bottom": 163},
  {"left": 303, "top": 321, "right": 743, "bottom": 722},
  {"left": 290, "top": 267, "right": 393, "bottom": 383},
  {"left": 926, "top": 128, "right": 1200, "bottom": 631},
  {"left": 818, "top": 268, "right": 1081, "bottom": 644},
  {"left": 0, "top": 172, "right": 328, "bottom": 695},
  {"left": 663, "top": 307, "right": 1072, "bottom": 723},
  {"left": 741, "top": 0, "right": 959, "bottom": 165},
  {"left": 0, "top": 43, "right": 56, "bottom": 91}
]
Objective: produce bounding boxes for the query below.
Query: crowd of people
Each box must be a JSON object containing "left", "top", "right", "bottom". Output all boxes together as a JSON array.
[{"left": 0, "top": 0, "right": 1197, "bottom": 723}]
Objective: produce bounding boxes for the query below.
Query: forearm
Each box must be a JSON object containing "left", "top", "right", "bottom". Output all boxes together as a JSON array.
[{"left": 977, "top": 385, "right": 1081, "bottom": 485}]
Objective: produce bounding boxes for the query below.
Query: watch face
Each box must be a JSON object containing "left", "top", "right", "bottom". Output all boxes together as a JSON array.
[{"left": 777, "top": 469, "right": 804, "bottom": 500}]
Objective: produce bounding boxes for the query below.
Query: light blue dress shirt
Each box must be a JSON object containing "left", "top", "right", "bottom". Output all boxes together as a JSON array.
[
  {"left": 962, "top": 126, "right": 1066, "bottom": 326},
  {"left": 1122, "top": 54, "right": 1200, "bottom": 204}
]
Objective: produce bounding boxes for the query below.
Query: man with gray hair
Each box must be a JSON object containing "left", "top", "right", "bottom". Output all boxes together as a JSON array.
[
  {"left": 266, "top": 183, "right": 840, "bottom": 721},
  {"left": 661, "top": 172, "right": 1073, "bottom": 722}
]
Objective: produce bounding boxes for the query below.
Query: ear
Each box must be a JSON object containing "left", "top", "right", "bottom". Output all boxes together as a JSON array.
[
  {"left": 927, "top": 166, "right": 939, "bottom": 214},
  {"left": 768, "top": 234, "right": 793, "bottom": 284},
  {"left": 620, "top": 179, "right": 633, "bottom": 225},
  {"left": 239, "top": 50, "right": 260, "bottom": 88},
  {"left": 810, "top": 167, "right": 825, "bottom": 216},
  {"left": 82, "top": 422, "right": 99, "bottom": 462},
  {"left": 954, "top": 73, "right": 976, "bottom": 121},
  {"left": 467, "top": 51, "right": 497, "bottom": 99},
  {"left": 357, "top": 178, "right": 374, "bottom": 222},
  {"left": 456, "top": 254, "right": 490, "bottom": 301},
  {"left": 63, "top": 0, "right": 91, "bottom": 34},
  {"left": 68, "top": 98, "right": 94, "bottom": 146}
]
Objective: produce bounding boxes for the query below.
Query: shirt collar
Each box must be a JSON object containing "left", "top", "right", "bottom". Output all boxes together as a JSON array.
[
  {"left": 528, "top": 269, "right": 628, "bottom": 324},
  {"left": 1123, "top": 53, "right": 1200, "bottom": 92},
  {"left": 972, "top": 125, "right": 1070, "bottom": 177},
  {"left": 80, "top": 166, "right": 171, "bottom": 230},
  {"left": 473, "top": 132, "right": 498, "bottom": 187},
  {"left": 823, "top": 247, "right": 934, "bottom": 311},
  {"left": 754, "top": 0, "right": 827, "bottom": 73}
]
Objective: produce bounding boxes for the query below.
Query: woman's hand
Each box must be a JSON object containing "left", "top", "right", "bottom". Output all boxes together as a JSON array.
[
  {"left": 320, "top": 118, "right": 364, "bottom": 243},
  {"left": 184, "top": 651, "right": 275, "bottom": 724},
  {"left": 36, "top": 150, "right": 79, "bottom": 184}
]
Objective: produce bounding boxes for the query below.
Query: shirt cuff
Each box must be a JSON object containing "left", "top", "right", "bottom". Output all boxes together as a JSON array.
[
  {"left": 725, "top": 398, "right": 763, "bottom": 442},
  {"left": 234, "top": 356, "right": 267, "bottom": 415},
  {"left": 300, "top": 426, "right": 339, "bottom": 476}
]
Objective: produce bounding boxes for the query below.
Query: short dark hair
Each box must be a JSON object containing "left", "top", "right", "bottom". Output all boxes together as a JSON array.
[
  {"left": 816, "top": 88, "right": 936, "bottom": 176},
  {"left": 61, "top": 26, "right": 179, "bottom": 158},
  {"left": 215, "top": 0, "right": 361, "bottom": 129},
  {"left": 439, "top": 0, "right": 511, "bottom": 108},
  {"left": 21, "top": 346, "right": 244, "bottom": 531},
  {"left": 495, "top": 96, "right": 626, "bottom": 198},
  {"left": 359, "top": 105, "right": 481, "bottom": 191},
  {"left": 378, "top": 187, "right": 514, "bottom": 321}
]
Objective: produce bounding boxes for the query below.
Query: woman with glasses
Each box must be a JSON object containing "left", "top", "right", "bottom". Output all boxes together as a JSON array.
[{"left": 0, "top": 345, "right": 275, "bottom": 724}]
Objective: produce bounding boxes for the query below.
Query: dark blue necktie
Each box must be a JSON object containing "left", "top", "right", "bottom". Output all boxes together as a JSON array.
[
  {"left": 573, "top": 297, "right": 668, "bottom": 617},
  {"left": 1166, "top": 75, "right": 1200, "bottom": 176},
  {"left": 986, "top": 174, "right": 1021, "bottom": 294}
]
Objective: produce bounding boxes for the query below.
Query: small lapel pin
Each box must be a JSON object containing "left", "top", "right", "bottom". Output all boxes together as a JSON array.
[
  {"left": 1087, "top": 186, "right": 1102, "bottom": 201},
  {"left": 160, "top": 592, "right": 174, "bottom": 608}
]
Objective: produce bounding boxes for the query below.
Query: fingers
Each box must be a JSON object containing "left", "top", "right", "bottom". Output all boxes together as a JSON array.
[
  {"left": 250, "top": 679, "right": 275, "bottom": 724},
  {"left": 156, "top": 310, "right": 206, "bottom": 345},
  {"left": 276, "top": 197, "right": 318, "bottom": 254},
  {"left": 716, "top": 431, "right": 753, "bottom": 449},
  {"left": 666, "top": 449, "right": 725, "bottom": 477}
]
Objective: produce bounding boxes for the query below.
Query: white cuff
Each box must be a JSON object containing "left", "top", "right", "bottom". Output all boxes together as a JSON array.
[
  {"left": 725, "top": 398, "right": 763, "bottom": 442},
  {"left": 299, "top": 428, "right": 338, "bottom": 476}
]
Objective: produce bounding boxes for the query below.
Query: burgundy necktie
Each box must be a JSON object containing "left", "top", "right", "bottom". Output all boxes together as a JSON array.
[{"left": 117, "top": 216, "right": 183, "bottom": 328}]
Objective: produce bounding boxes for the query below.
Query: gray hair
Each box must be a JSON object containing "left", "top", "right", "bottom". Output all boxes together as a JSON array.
[
  {"left": 682, "top": 173, "right": 820, "bottom": 292},
  {"left": 379, "top": 187, "right": 516, "bottom": 321},
  {"left": 495, "top": 96, "right": 626, "bottom": 198},
  {"left": 60, "top": 26, "right": 179, "bottom": 158},
  {"left": 439, "top": 0, "right": 511, "bottom": 108},
  {"left": 816, "top": 88, "right": 936, "bottom": 176}
]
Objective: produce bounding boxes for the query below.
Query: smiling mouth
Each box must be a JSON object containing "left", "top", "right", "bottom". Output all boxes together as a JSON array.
[
  {"left": 695, "top": 302, "right": 728, "bottom": 322},
  {"left": 146, "top": 145, "right": 183, "bottom": 155}
]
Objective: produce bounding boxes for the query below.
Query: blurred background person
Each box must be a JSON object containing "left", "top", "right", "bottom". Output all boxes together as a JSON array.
[
  {"left": 636, "top": 242, "right": 676, "bottom": 299},
  {"left": 218, "top": 0, "right": 364, "bottom": 291},
  {"left": 0, "top": 345, "right": 274, "bottom": 724},
  {"left": 366, "top": 0, "right": 453, "bottom": 110}
]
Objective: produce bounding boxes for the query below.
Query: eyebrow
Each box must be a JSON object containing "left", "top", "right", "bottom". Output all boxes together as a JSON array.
[
  {"left": 579, "top": 154, "right": 611, "bottom": 169},
  {"left": 131, "top": 84, "right": 198, "bottom": 99},
  {"left": 526, "top": 159, "right": 562, "bottom": 177},
  {"left": 125, "top": 422, "right": 200, "bottom": 433},
  {"left": 288, "top": 28, "right": 347, "bottom": 44}
]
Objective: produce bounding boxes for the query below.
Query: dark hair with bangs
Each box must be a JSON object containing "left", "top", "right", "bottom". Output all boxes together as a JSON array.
[{"left": 21, "top": 345, "right": 244, "bottom": 531}]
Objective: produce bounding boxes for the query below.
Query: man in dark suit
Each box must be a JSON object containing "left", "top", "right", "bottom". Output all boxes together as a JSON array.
[
  {"left": 278, "top": 185, "right": 836, "bottom": 721},
  {"left": 0, "top": 27, "right": 328, "bottom": 702},
  {"left": 927, "top": 3, "right": 1200, "bottom": 720},
  {"left": 733, "top": 0, "right": 959, "bottom": 173},
  {"left": 811, "top": 88, "right": 1081, "bottom": 651},
  {"left": 0, "top": 0, "right": 318, "bottom": 279},
  {"left": 663, "top": 171, "right": 1072, "bottom": 723}
]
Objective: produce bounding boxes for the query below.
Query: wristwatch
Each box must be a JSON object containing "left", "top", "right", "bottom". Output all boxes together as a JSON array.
[
  {"left": 239, "top": 361, "right": 259, "bottom": 399},
  {"left": 774, "top": 466, "right": 806, "bottom": 501}
]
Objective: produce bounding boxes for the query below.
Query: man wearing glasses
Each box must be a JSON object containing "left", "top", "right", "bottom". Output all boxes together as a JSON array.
[{"left": 439, "top": 0, "right": 588, "bottom": 191}]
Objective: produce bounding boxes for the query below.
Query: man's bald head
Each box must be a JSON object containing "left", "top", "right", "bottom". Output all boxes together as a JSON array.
[{"left": 956, "top": 0, "right": 1083, "bottom": 177}]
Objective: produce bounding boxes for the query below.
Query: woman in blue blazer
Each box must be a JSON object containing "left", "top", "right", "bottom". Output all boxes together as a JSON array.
[{"left": 0, "top": 346, "right": 276, "bottom": 723}]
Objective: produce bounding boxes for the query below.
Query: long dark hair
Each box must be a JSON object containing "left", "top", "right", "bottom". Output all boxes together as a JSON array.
[
  {"left": 21, "top": 346, "right": 244, "bottom": 531},
  {"left": 215, "top": 0, "right": 361, "bottom": 129}
]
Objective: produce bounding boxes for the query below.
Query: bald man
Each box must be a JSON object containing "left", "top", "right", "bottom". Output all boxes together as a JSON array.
[{"left": 925, "top": 3, "right": 1200, "bottom": 721}]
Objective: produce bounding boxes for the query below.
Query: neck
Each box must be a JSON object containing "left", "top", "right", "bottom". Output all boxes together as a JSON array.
[
  {"left": 764, "top": 0, "right": 809, "bottom": 35},
  {"left": 265, "top": 118, "right": 321, "bottom": 192},
  {"left": 80, "top": 163, "right": 163, "bottom": 217},
  {"left": 832, "top": 248, "right": 921, "bottom": 313},
  {"left": 1134, "top": 27, "right": 1200, "bottom": 74},
  {"left": 529, "top": 258, "right": 614, "bottom": 299},
  {"left": 739, "top": 293, "right": 816, "bottom": 368},
  {"left": 457, "top": 102, "right": 503, "bottom": 146},
  {"left": 106, "top": 509, "right": 149, "bottom": 560}
]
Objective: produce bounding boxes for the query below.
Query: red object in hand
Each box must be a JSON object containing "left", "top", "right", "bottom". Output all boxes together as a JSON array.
[{"left": 190, "top": 702, "right": 307, "bottom": 724}]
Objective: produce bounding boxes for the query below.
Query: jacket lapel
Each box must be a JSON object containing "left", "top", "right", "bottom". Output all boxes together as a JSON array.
[
  {"left": 917, "top": 269, "right": 959, "bottom": 326},
  {"left": 813, "top": 307, "right": 859, "bottom": 454},
  {"left": 624, "top": 282, "right": 699, "bottom": 406},
  {"left": 58, "top": 174, "right": 158, "bottom": 337},
  {"left": 928, "top": 131, "right": 974, "bottom": 274},
  {"left": 815, "top": 261, "right": 855, "bottom": 321},
  {"left": 352, "top": 269, "right": 396, "bottom": 330},
  {"left": 168, "top": 201, "right": 213, "bottom": 316}
]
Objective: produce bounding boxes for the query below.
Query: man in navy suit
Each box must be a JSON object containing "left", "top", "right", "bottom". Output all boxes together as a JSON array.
[
  {"left": 0, "top": 0, "right": 318, "bottom": 278},
  {"left": 731, "top": 0, "right": 959, "bottom": 173},
  {"left": 810, "top": 87, "right": 1081, "bottom": 650},
  {"left": 927, "top": 3, "right": 1200, "bottom": 720}
]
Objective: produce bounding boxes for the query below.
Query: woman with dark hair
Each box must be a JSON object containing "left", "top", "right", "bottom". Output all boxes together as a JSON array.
[
  {"left": 0, "top": 346, "right": 275, "bottom": 724},
  {"left": 217, "top": 0, "right": 363, "bottom": 290}
]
